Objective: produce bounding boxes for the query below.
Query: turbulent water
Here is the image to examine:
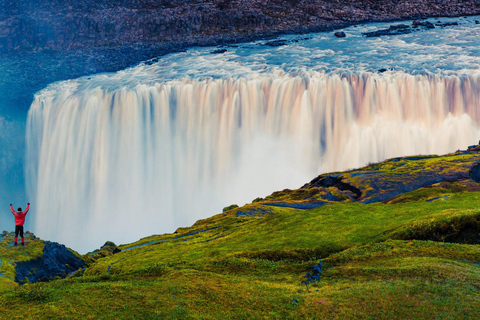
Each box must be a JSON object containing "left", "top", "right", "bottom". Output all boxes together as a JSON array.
[{"left": 27, "top": 16, "right": 480, "bottom": 253}]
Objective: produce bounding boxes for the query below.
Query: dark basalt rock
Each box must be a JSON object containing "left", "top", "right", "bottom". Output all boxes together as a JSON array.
[
  {"left": 264, "top": 39, "right": 288, "bottom": 47},
  {"left": 15, "top": 241, "right": 85, "bottom": 284},
  {"left": 412, "top": 20, "right": 435, "bottom": 28},
  {"left": 467, "top": 142, "right": 480, "bottom": 152},
  {"left": 363, "top": 25, "right": 412, "bottom": 37},
  {"left": 334, "top": 31, "right": 346, "bottom": 38},
  {"left": 211, "top": 48, "right": 228, "bottom": 54},
  {"left": 363, "top": 17, "right": 463, "bottom": 38},
  {"left": 469, "top": 163, "right": 480, "bottom": 183},
  {"left": 390, "top": 24, "right": 410, "bottom": 29},
  {"left": 436, "top": 21, "right": 459, "bottom": 27},
  {"left": 303, "top": 175, "right": 362, "bottom": 200}
]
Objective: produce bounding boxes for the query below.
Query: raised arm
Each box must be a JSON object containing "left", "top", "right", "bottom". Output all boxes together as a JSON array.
[
  {"left": 24, "top": 203, "right": 30, "bottom": 215},
  {"left": 10, "top": 204, "right": 16, "bottom": 215}
]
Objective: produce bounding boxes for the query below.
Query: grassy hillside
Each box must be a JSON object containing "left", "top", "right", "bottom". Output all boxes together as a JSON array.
[{"left": 1, "top": 151, "right": 480, "bottom": 319}]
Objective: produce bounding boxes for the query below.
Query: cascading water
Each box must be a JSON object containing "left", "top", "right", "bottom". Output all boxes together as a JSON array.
[{"left": 26, "top": 17, "right": 480, "bottom": 253}]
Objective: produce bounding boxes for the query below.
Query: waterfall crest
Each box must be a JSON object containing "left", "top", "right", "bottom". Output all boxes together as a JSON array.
[{"left": 26, "top": 72, "right": 480, "bottom": 252}]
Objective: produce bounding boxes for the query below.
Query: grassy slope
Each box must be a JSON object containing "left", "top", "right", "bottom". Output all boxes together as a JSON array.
[
  {"left": 1, "top": 153, "right": 480, "bottom": 319},
  {"left": 0, "top": 232, "right": 44, "bottom": 291}
]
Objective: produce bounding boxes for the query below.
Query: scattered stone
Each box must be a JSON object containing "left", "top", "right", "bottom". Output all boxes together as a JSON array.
[
  {"left": 211, "top": 48, "right": 228, "bottom": 54},
  {"left": 363, "top": 25, "right": 412, "bottom": 37},
  {"left": 476, "top": 21, "right": 480, "bottom": 24},
  {"left": 389, "top": 24, "right": 410, "bottom": 29},
  {"left": 334, "top": 31, "right": 346, "bottom": 38},
  {"left": 144, "top": 57, "right": 160, "bottom": 65},
  {"left": 264, "top": 39, "right": 288, "bottom": 47},
  {"left": 438, "top": 22, "right": 459, "bottom": 27},
  {"left": 363, "top": 18, "right": 459, "bottom": 37},
  {"left": 412, "top": 20, "right": 435, "bottom": 28},
  {"left": 378, "top": 68, "right": 388, "bottom": 73}
]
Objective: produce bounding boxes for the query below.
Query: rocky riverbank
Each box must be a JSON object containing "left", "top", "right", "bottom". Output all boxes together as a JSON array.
[{"left": 1, "top": 0, "right": 479, "bottom": 53}]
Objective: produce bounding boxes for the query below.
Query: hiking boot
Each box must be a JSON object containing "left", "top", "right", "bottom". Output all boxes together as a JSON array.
[
  {"left": 14, "top": 242, "right": 17, "bottom": 246},
  {"left": 21, "top": 242, "right": 24, "bottom": 246}
]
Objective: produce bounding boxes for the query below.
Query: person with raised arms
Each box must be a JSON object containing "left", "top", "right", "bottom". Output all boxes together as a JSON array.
[{"left": 10, "top": 203, "right": 30, "bottom": 246}]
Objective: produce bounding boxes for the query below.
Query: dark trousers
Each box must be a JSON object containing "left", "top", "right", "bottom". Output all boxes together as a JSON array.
[{"left": 15, "top": 225, "right": 24, "bottom": 238}]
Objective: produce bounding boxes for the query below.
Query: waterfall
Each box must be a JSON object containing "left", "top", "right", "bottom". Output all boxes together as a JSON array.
[{"left": 26, "top": 72, "right": 480, "bottom": 252}]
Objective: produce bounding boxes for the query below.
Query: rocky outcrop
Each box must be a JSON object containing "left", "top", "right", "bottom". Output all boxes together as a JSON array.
[
  {"left": 302, "top": 175, "right": 362, "bottom": 200},
  {"left": 1, "top": 0, "right": 479, "bottom": 52},
  {"left": 85, "top": 241, "right": 121, "bottom": 263},
  {"left": 267, "top": 152, "right": 480, "bottom": 206},
  {"left": 14, "top": 241, "right": 85, "bottom": 283}
]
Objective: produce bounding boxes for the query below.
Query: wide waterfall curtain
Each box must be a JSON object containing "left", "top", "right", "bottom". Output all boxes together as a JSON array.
[{"left": 26, "top": 73, "right": 480, "bottom": 252}]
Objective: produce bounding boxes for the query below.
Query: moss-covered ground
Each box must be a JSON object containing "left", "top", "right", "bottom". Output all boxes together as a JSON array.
[{"left": 1, "top": 152, "right": 480, "bottom": 319}]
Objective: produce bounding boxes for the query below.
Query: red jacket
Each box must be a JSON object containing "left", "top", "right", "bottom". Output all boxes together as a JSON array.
[{"left": 10, "top": 204, "right": 30, "bottom": 226}]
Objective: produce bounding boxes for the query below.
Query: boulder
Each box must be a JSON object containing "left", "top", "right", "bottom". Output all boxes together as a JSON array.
[
  {"left": 211, "top": 48, "right": 228, "bottom": 54},
  {"left": 413, "top": 20, "right": 435, "bottom": 28},
  {"left": 15, "top": 241, "right": 85, "bottom": 283},
  {"left": 334, "top": 31, "right": 346, "bottom": 38}
]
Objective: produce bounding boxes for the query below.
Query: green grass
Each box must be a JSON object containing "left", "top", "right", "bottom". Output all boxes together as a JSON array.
[{"left": 1, "top": 153, "right": 480, "bottom": 318}]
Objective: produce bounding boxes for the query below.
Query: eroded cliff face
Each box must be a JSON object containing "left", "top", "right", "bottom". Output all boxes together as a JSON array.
[{"left": 1, "top": 0, "right": 479, "bottom": 52}]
